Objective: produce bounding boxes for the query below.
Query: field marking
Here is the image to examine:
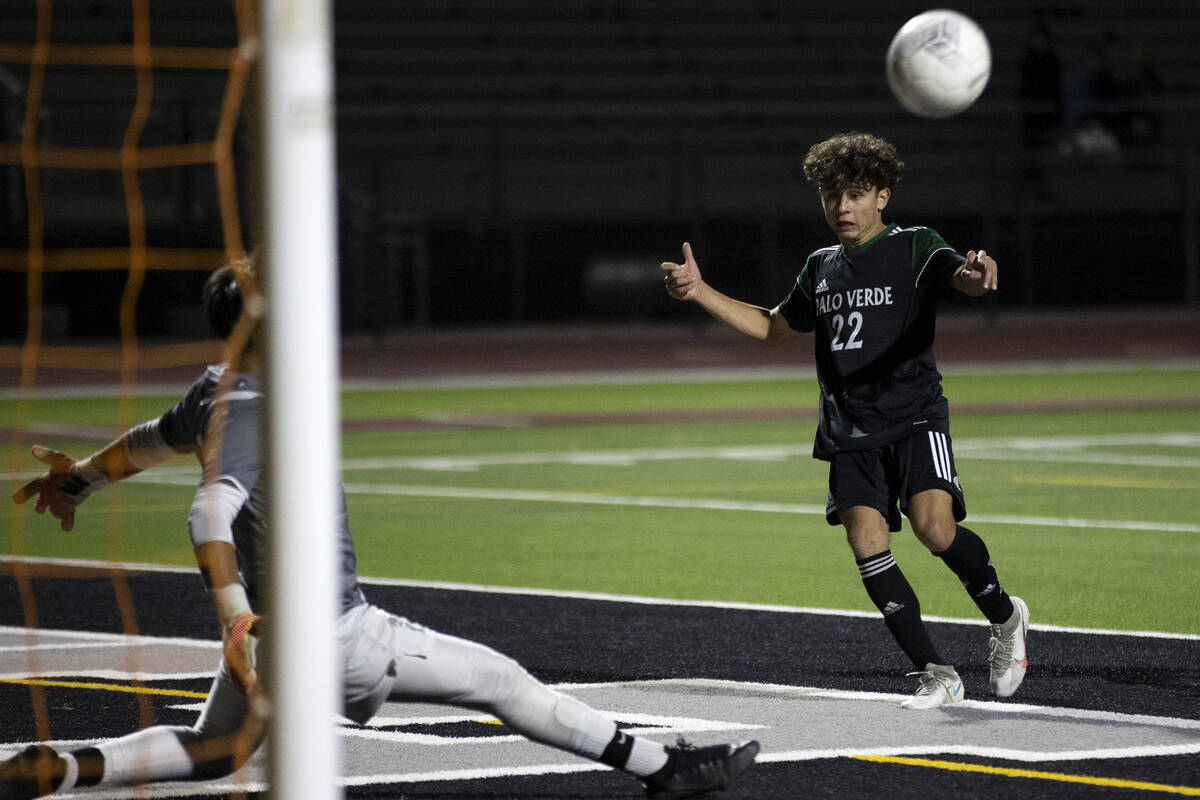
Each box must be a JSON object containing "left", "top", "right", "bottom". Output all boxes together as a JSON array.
[
  {"left": 0, "top": 677, "right": 206, "bottom": 699},
  {"left": 341, "top": 481, "right": 1200, "bottom": 535},
  {"left": 1010, "top": 474, "right": 1199, "bottom": 490},
  {"left": 335, "top": 432, "right": 1200, "bottom": 472},
  {"left": 342, "top": 710, "right": 766, "bottom": 748},
  {"left": 3, "top": 560, "right": 1198, "bottom": 642},
  {"left": 853, "top": 755, "right": 1200, "bottom": 796},
  {"left": 5, "top": 433, "right": 1200, "bottom": 483},
  {"left": 0, "top": 626, "right": 220, "bottom": 650},
  {"left": 4, "top": 359, "right": 1196, "bottom": 400},
  {"left": 8, "top": 465, "right": 1200, "bottom": 536},
  {"left": 3, "top": 640, "right": 1199, "bottom": 797},
  {"left": 667, "top": 676, "right": 1200, "bottom": 734},
  {"left": 6, "top": 672, "right": 1200, "bottom": 788}
]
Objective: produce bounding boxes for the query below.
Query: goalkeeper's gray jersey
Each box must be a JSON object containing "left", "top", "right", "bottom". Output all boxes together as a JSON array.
[{"left": 155, "top": 365, "right": 366, "bottom": 613}]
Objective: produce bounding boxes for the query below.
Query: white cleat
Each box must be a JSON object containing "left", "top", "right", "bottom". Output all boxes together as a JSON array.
[
  {"left": 989, "top": 595, "right": 1030, "bottom": 697},
  {"left": 900, "top": 663, "right": 963, "bottom": 710}
]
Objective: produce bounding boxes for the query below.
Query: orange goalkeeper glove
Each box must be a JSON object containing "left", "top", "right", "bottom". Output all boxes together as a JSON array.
[{"left": 223, "top": 612, "right": 262, "bottom": 694}]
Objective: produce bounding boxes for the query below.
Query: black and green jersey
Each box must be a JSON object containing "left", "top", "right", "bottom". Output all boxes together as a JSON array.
[{"left": 778, "top": 223, "right": 966, "bottom": 459}]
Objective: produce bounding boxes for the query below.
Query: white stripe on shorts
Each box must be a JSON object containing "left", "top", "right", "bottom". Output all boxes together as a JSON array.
[{"left": 928, "top": 430, "right": 953, "bottom": 483}]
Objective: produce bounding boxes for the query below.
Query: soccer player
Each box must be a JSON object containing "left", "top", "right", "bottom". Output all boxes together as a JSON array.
[
  {"left": 2, "top": 261, "right": 758, "bottom": 799},
  {"left": 660, "top": 132, "right": 1029, "bottom": 710}
]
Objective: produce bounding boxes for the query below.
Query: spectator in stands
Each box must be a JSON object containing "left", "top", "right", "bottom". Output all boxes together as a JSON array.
[
  {"left": 1018, "top": 20, "right": 1064, "bottom": 194},
  {"left": 1119, "top": 37, "right": 1165, "bottom": 146},
  {"left": 1061, "top": 38, "right": 1122, "bottom": 159},
  {"left": 1019, "top": 21, "right": 1063, "bottom": 153}
]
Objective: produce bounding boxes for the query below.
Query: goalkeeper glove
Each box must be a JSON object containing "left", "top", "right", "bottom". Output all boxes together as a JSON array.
[
  {"left": 13, "top": 446, "right": 108, "bottom": 531},
  {"left": 223, "top": 612, "right": 262, "bottom": 694}
]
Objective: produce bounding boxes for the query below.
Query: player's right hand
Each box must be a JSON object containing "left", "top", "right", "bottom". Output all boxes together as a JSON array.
[
  {"left": 12, "top": 445, "right": 107, "bottom": 531},
  {"left": 661, "top": 242, "right": 704, "bottom": 301},
  {"left": 223, "top": 612, "right": 262, "bottom": 694}
]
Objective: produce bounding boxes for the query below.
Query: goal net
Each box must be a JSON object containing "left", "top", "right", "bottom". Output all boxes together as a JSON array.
[{"left": 2, "top": 1, "right": 341, "bottom": 796}]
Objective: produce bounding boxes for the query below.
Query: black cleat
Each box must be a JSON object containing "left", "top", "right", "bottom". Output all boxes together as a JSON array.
[
  {"left": 642, "top": 738, "right": 759, "bottom": 798},
  {"left": 0, "top": 745, "right": 63, "bottom": 800}
]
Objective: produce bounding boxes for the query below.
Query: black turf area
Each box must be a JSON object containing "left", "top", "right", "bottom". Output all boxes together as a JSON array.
[{"left": 2, "top": 570, "right": 1198, "bottom": 798}]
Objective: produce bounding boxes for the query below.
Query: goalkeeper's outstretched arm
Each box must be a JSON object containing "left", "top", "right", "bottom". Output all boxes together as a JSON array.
[{"left": 12, "top": 421, "right": 187, "bottom": 531}]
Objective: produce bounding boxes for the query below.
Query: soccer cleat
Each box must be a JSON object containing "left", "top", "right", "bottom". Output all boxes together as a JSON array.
[
  {"left": 900, "top": 663, "right": 963, "bottom": 710},
  {"left": 0, "top": 745, "right": 64, "bottom": 800},
  {"left": 989, "top": 595, "right": 1030, "bottom": 697},
  {"left": 642, "top": 738, "right": 759, "bottom": 798}
]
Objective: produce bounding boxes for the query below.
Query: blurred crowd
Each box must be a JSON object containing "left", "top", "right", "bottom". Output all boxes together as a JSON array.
[{"left": 1020, "top": 18, "right": 1166, "bottom": 161}]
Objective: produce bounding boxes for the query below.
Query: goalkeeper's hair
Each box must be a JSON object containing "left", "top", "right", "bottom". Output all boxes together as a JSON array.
[
  {"left": 802, "top": 132, "right": 904, "bottom": 192},
  {"left": 203, "top": 255, "right": 255, "bottom": 340}
]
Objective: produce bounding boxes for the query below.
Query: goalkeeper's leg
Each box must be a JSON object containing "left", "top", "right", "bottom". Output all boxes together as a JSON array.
[
  {"left": 342, "top": 604, "right": 670, "bottom": 777},
  {"left": 11, "top": 661, "right": 262, "bottom": 796}
]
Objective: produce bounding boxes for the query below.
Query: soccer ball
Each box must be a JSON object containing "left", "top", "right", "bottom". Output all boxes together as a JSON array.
[{"left": 885, "top": 9, "right": 991, "bottom": 119}]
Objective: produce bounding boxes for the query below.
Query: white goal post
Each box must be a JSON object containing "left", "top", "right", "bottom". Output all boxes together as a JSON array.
[{"left": 259, "top": 0, "right": 342, "bottom": 797}]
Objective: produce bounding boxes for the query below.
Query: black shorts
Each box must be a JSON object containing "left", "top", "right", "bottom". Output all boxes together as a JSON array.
[{"left": 824, "top": 427, "right": 967, "bottom": 532}]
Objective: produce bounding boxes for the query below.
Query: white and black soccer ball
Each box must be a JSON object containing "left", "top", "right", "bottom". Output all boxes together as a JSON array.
[{"left": 885, "top": 9, "right": 991, "bottom": 119}]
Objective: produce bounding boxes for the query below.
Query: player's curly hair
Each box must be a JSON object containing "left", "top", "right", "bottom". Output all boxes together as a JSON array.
[
  {"left": 202, "top": 255, "right": 256, "bottom": 340},
  {"left": 802, "top": 132, "right": 904, "bottom": 191}
]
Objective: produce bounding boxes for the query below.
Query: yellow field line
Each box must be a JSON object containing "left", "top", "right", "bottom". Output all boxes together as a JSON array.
[
  {"left": 1, "top": 678, "right": 207, "bottom": 699},
  {"left": 854, "top": 755, "right": 1200, "bottom": 796}
]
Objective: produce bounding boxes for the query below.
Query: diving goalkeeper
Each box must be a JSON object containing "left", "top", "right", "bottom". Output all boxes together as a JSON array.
[{"left": 3, "top": 258, "right": 757, "bottom": 800}]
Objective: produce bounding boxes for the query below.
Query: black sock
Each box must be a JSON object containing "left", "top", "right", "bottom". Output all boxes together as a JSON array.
[
  {"left": 598, "top": 729, "right": 635, "bottom": 770},
  {"left": 857, "top": 550, "right": 942, "bottom": 669},
  {"left": 72, "top": 747, "right": 104, "bottom": 788},
  {"left": 937, "top": 525, "right": 1014, "bottom": 625}
]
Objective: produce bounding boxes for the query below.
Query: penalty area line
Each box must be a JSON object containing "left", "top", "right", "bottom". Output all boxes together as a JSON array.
[
  {"left": 0, "top": 677, "right": 207, "bottom": 699},
  {"left": 853, "top": 755, "right": 1200, "bottom": 796},
  {"left": 343, "top": 762, "right": 609, "bottom": 787}
]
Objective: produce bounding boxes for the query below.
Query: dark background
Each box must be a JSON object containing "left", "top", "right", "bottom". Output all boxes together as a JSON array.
[{"left": 1, "top": 0, "right": 1198, "bottom": 341}]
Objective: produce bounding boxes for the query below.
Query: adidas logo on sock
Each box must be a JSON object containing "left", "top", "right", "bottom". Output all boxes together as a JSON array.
[{"left": 883, "top": 601, "right": 905, "bottom": 616}]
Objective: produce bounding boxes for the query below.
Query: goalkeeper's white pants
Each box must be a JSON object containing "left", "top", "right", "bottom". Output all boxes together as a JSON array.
[
  {"left": 341, "top": 602, "right": 621, "bottom": 759},
  {"left": 84, "top": 602, "right": 651, "bottom": 788}
]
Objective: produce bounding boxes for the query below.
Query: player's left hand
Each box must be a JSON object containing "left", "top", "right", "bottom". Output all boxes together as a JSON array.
[
  {"left": 956, "top": 249, "right": 998, "bottom": 296},
  {"left": 12, "top": 445, "right": 108, "bottom": 531}
]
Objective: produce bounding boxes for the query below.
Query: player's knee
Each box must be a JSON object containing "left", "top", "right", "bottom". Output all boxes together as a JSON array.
[
  {"left": 911, "top": 516, "right": 956, "bottom": 551},
  {"left": 845, "top": 525, "right": 889, "bottom": 559},
  {"left": 478, "top": 650, "right": 533, "bottom": 704},
  {"left": 551, "top": 691, "right": 588, "bottom": 729}
]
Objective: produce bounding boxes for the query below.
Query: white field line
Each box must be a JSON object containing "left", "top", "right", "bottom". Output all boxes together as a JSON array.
[
  {"left": 3, "top": 433, "right": 1199, "bottom": 484},
  {"left": 23, "top": 741, "right": 1200, "bottom": 799},
  {"left": 0, "top": 669, "right": 217, "bottom": 681},
  {"left": 3, "top": 558, "right": 1195, "bottom": 643},
  {"left": 343, "top": 677, "right": 1200, "bottom": 773},
  {"left": 341, "top": 481, "right": 1200, "bottom": 535},
  {"left": 5, "top": 674, "right": 1199, "bottom": 796},
  {"left": 0, "top": 626, "right": 220, "bottom": 650},
  {"left": 358, "top": 577, "right": 1200, "bottom": 641},
  {"left": 668, "top": 677, "right": 1200, "bottom": 730}
]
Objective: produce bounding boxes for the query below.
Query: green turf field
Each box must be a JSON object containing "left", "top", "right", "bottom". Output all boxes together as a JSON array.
[{"left": 3, "top": 365, "right": 1199, "bottom": 635}]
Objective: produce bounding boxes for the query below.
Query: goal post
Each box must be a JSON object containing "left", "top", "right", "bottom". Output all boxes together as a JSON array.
[{"left": 258, "top": 0, "right": 342, "bottom": 797}]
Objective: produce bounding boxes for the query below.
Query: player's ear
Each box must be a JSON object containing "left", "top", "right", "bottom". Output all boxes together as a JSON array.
[{"left": 876, "top": 187, "right": 891, "bottom": 211}]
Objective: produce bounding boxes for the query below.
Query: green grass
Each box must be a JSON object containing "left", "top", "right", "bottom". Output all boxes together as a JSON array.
[{"left": 3, "top": 366, "right": 1199, "bottom": 635}]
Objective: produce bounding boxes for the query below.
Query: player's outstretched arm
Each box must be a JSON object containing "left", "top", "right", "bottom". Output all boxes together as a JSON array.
[
  {"left": 12, "top": 444, "right": 115, "bottom": 531},
  {"left": 661, "top": 242, "right": 794, "bottom": 343},
  {"left": 953, "top": 249, "right": 998, "bottom": 297},
  {"left": 12, "top": 425, "right": 180, "bottom": 531}
]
